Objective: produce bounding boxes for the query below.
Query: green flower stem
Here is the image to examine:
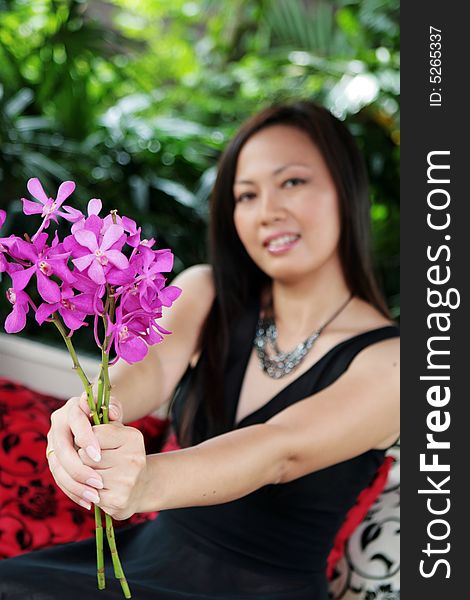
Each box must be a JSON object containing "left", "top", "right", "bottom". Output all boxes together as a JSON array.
[
  {"left": 101, "top": 350, "right": 131, "bottom": 597},
  {"left": 101, "top": 347, "right": 111, "bottom": 424},
  {"left": 51, "top": 314, "right": 100, "bottom": 427},
  {"left": 105, "top": 513, "right": 131, "bottom": 598},
  {"left": 95, "top": 505, "right": 105, "bottom": 590},
  {"left": 97, "top": 365, "right": 104, "bottom": 417},
  {"left": 51, "top": 314, "right": 105, "bottom": 591}
]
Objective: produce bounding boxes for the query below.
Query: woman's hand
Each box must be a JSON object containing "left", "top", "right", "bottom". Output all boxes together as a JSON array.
[
  {"left": 46, "top": 393, "right": 123, "bottom": 510},
  {"left": 78, "top": 423, "right": 147, "bottom": 520}
]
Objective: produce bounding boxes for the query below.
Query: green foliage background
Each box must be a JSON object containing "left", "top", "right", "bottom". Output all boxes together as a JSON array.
[{"left": 0, "top": 0, "right": 399, "bottom": 355}]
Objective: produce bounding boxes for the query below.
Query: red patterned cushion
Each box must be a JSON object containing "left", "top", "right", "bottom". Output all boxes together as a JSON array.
[{"left": 0, "top": 378, "right": 165, "bottom": 559}]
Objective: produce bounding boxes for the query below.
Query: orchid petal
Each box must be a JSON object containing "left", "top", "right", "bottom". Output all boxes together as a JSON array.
[
  {"left": 87, "top": 198, "right": 102, "bottom": 215},
  {"left": 35, "top": 302, "right": 57, "bottom": 325},
  {"left": 121, "top": 216, "right": 137, "bottom": 234},
  {"left": 106, "top": 266, "right": 134, "bottom": 285},
  {"left": 60, "top": 286, "right": 75, "bottom": 300},
  {"left": 5, "top": 304, "right": 27, "bottom": 333},
  {"left": 119, "top": 336, "right": 148, "bottom": 364},
  {"left": 10, "top": 238, "right": 38, "bottom": 262},
  {"left": 50, "top": 259, "right": 75, "bottom": 284},
  {"left": 160, "top": 285, "right": 182, "bottom": 303},
  {"left": 74, "top": 229, "right": 98, "bottom": 251},
  {"left": 37, "top": 271, "right": 61, "bottom": 303},
  {"left": 88, "top": 260, "right": 106, "bottom": 284},
  {"left": 71, "top": 219, "right": 85, "bottom": 235},
  {"left": 154, "top": 250, "right": 174, "bottom": 272},
  {"left": 61, "top": 308, "right": 87, "bottom": 331},
  {"left": 154, "top": 322, "right": 172, "bottom": 335},
  {"left": 71, "top": 294, "right": 95, "bottom": 313},
  {"left": 84, "top": 215, "right": 103, "bottom": 238},
  {"left": 22, "top": 198, "right": 43, "bottom": 215},
  {"left": 34, "top": 233, "right": 49, "bottom": 254},
  {"left": 105, "top": 249, "right": 129, "bottom": 270},
  {"left": 0, "top": 210, "right": 5, "bottom": 229},
  {"left": 0, "top": 255, "right": 8, "bottom": 273},
  {"left": 59, "top": 205, "right": 84, "bottom": 223},
  {"left": 146, "top": 326, "right": 164, "bottom": 345},
  {"left": 101, "top": 224, "right": 125, "bottom": 251},
  {"left": 73, "top": 254, "right": 95, "bottom": 272},
  {"left": 56, "top": 181, "right": 75, "bottom": 206},
  {"left": 27, "top": 178, "right": 49, "bottom": 204},
  {"left": 11, "top": 265, "right": 36, "bottom": 291}
]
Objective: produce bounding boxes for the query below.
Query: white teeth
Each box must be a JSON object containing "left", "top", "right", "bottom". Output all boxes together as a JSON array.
[{"left": 267, "top": 234, "right": 299, "bottom": 249}]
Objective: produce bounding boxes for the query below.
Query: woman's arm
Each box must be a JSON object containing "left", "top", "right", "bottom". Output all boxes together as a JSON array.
[
  {"left": 84, "top": 337, "right": 399, "bottom": 519},
  {"left": 107, "top": 263, "right": 216, "bottom": 423},
  {"left": 46, "top": 264, "right": 215, "bottom": 510}
]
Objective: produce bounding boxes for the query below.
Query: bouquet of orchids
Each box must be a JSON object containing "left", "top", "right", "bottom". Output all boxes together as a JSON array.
[{"left": 0, "top": 179, "right": 181, "bottom": 598}]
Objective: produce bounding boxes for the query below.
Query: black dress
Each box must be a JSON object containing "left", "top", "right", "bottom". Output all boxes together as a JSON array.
[{"left": 0, "top": 300, "right": 399, "bottom": 600}]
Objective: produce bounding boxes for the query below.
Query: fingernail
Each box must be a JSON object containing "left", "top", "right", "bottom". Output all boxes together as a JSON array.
[
  {"left": 79, "top": 499, "right": 92, "bottom": 510},
  {"left": 86, "top": 478, "right": 104, "bottom": 490},
  {"left": 83, "top": 490, "right": 100, "bottom": 504},
  {"left": 86, "top": 445, "right": 101, "bottom": 462},
  {"left": 109, "top": 404, "right": 119, "bottom": 418}
]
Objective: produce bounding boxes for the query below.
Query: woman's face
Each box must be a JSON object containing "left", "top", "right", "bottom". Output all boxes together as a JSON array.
[{"left": 233, "top": 124, "right": 342, "bottom": 283}]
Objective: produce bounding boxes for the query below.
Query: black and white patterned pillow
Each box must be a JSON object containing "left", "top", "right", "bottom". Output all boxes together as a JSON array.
[{"left": 328, "top": 442, "right": 400, "bottom": 600}]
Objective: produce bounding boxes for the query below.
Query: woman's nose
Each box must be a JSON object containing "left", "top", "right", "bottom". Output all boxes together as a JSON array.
[{"left": 258, "top": 190, "right": 286, "bottom": 224}]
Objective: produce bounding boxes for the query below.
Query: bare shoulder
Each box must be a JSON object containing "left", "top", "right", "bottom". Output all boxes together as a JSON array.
[
  {"left": 344, "top": 297, "right": 399, "bottom": 379},
  {"left": 170, "top": 264, "right": 215, "bottom": 314},
  {"left": 172, "top": 263, "right": 215, "bottom": 297},
  {"left": 352, "top": 334, "right": 400, "bottom": 374}
]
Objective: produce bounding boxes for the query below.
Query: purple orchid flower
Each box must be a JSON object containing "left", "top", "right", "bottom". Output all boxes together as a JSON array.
[
  {"left": 119, "top": 247, "right": 177, "bottom": 311},
  {"left": 103, "top": 213, "right": 142, "bottom": 248},
  {"left": 36, "top": 285, "right": 100, "bottom": 331},
  {"left": 106, "top": 305, "right": 149, "bottom": 364},
  {"left": 22, "top": 178, "right": 76, "bottom": 240},
  {"left": 69, "top": 198, "right": 102, "bottom": 233},
  {"left": 10, "top": 233, "right": 74, "bottom": 303},
  {"left": 72, "top": 224, "right": 129, "bottom": 285},
  {"left": 4, "top": 288, "right": 34, "bottom": 333}
]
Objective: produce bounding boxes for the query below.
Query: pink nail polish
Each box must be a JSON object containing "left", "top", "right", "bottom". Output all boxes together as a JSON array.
[
  {"left": 79, "top": 499, "right": 92, "bottom": 510},
  {"left": 109, "top": 404, "right": 119, "bottom": 418},
  {"left": 86, "top": 478, "right": 104, "bottom": 489},
  {"left": 83, "top": 490, "right": 100, "bottom": 504},
  {"left": 86, "top": 445, "right": 101, "bottom": 462}
]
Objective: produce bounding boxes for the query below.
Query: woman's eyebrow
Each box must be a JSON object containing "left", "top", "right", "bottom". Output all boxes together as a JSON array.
[{"left": 234, "top": 163, "right": 310, "bottom": 185}]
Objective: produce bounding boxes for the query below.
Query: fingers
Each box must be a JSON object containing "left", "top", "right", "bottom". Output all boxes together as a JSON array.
[
  {"left": 79, "top": 391, "right": 123, "bottom": 423},
  {"left": 48, "top": 399, "right": 104, "bottom": 497},
  {"left": 66, "top": 397, "right": 102, "bottom": 462},
  {"left": 47, "top": 448, "right": 101, "bottom": 511},
  {"left": 47, "top": 395, "right": 129, "bottom": 513},
  {"left": 108, "top": 398, "right": 123, "bottom": 422},
  {"left": 78, "top": 447, "right": 113, "bottom": 470},
  {"left": 92, "top": 422, "right": 137, "bottom": 450}
]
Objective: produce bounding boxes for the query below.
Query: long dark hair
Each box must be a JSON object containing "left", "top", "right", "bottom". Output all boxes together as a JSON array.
[{"left": 177, "top": 100, "right": 390, "bottom": 446}]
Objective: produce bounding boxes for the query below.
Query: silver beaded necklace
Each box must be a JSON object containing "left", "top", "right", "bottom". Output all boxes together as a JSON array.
[{"left": 254, "top": 294, "right": 353, "bottom": 379}]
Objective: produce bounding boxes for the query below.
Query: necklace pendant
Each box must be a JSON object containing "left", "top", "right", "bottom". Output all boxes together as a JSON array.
[{"left": 253, "top": 293, "right": 353, "bottom": 379}]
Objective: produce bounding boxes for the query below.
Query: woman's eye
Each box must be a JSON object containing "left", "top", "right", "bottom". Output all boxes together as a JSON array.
[
  {"left": 283, "top": 177, "right": 306, "bottom": 188},
  {"left": 235, "top": 192, "right": 256, "bottom": 203}
]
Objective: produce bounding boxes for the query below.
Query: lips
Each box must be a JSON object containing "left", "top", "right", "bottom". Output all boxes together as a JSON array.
[{"left": 263, "top": 232, "right": 301, "bottom": 254}]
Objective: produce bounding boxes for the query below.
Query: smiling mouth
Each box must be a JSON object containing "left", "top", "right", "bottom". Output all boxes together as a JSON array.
[{"left": 265, "top": 234, "right": 301, "bottom": 253}]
